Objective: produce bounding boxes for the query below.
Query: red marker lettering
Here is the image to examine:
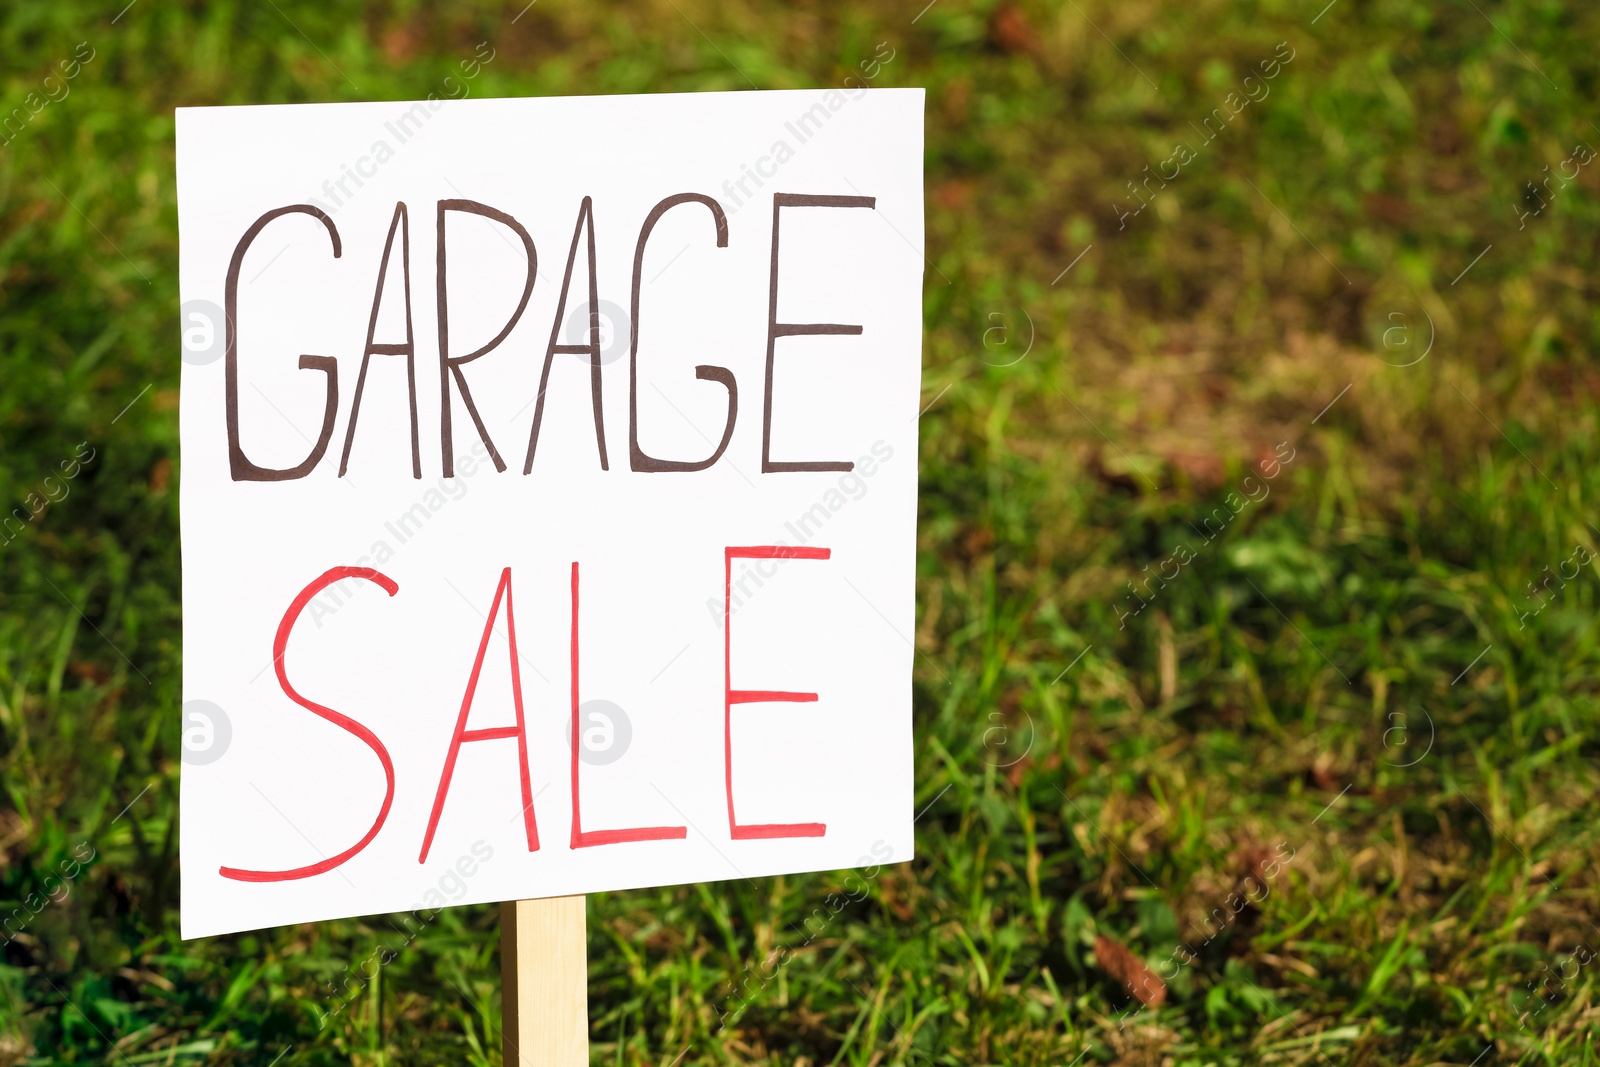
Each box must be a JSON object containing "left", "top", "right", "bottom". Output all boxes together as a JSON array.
[
  {"left": 418, "top": 567, "right": 539, "bottom": 862},
  {"left": 569, "top": 561, "right": 686, "bottom": 847},
  {"left": 723, "top": 546, "right": 829, "bottom": 840},
  {"left": 219, "top": 566, "right": 399, "bottom": 882}
]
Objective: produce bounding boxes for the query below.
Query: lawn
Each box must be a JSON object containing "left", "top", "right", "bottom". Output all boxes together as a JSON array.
[{"left": 4, "top": 0, "right": 1600, "bottom": 1063}]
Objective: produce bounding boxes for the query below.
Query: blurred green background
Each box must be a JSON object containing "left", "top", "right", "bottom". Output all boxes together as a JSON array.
[{"left": 4, "top": 0, "right": 1600, "bottom": 1063}]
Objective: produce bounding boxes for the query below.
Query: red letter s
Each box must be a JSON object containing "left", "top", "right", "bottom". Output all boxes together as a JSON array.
[{"left": 219, "top": 566, "right": 399, "bottom": 882}]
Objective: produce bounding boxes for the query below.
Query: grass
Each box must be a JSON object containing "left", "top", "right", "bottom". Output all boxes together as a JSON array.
[{"left": 4, "top": 0, "right": 1600, "bottom": 1062}]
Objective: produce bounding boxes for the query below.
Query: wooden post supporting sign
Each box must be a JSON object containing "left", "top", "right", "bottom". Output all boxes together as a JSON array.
[{"left": 500, "top": 896, "right": 588, "bottom": 1067}]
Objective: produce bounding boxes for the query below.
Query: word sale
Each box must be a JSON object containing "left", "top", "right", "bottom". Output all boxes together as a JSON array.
[{"left": 219, "top": 547, "right": 835, "bottom": 884}]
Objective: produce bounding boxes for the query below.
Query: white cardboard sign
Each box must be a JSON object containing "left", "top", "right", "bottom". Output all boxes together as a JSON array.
[{"left": 177, "top": 90, "right": 924, "bottom": 938}]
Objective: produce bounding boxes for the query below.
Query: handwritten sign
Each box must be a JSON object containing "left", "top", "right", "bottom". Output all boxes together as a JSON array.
[{"left": 176, "top": 90, "right": 924, "bottom": 937}]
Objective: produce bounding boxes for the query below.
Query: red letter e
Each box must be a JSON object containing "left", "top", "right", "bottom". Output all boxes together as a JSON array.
[{"left": 724, "top": 546, "right": 829, "bottom": 840}]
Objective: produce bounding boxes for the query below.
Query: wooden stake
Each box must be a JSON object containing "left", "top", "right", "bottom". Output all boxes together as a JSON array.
[{"left": 500, "top": 896, "right": 588, "bottom": 1067}]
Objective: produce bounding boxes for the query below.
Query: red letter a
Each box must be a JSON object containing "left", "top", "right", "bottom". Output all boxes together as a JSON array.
[{"left": 419, "top": 567, "right": 538, "bottom": 862}]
